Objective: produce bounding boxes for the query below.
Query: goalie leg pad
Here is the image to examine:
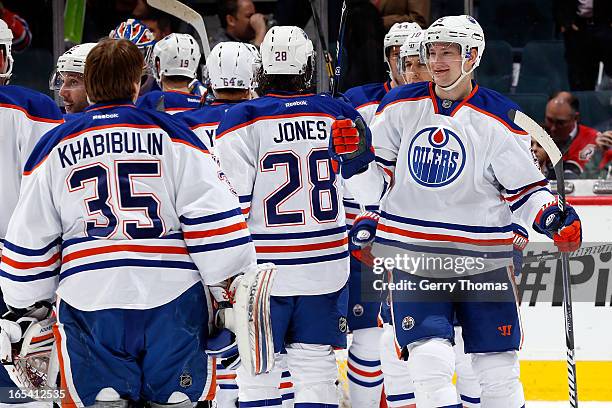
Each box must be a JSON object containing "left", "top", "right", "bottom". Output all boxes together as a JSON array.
[{"left": 218, "top": 263, "right": 277, "bottom": 375}]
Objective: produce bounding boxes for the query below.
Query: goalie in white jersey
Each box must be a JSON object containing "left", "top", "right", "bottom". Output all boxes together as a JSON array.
[
  {"left": 0, "top": 38, "right": 259, "bottom": 407},
  {"left": 331, "top": 15, "right": 582, "bottom": 408},
  {"left": 214, "top": 26, "right": 366, "bottom": 408}
]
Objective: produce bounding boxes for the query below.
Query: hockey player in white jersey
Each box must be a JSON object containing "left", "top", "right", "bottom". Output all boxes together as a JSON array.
[
  {"left": 49, "top": 42, "right": 97, "bottom": 118},
  {"left": 137, "top": 33, "right": 206, "bottom": 113},
  {"left": 178, "top": 41, "right": 259, "bottom": 151},
  {"left": 331, "top": 15, "right": 582, "bottom": 408},
  {"left": 343, "top": 22, "right": 421, "bottom": 126},
  {"left": 214, "top": 26, "right": 369, "bottom": 408},
  {"left": 341, "top": 22, "right": 421, "bottom": 408},
  {"left": 0, "top": 38, "right": 259, "bottom": 407},
  {"left": 0, "top": 19, "right": 63, "bottom": 407}
]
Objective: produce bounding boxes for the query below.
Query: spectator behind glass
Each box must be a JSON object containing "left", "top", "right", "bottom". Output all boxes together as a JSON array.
[
  {"left": 374, "top": 0, "right": 429, "bottom": 30},
  {"left": 212, "top": 0, "right": 267, "bottom": 48},
  {"left": 0, "top": 2, "right": 30, "bottom": 52},
  {"left": 543, "top": 91, "right": 598, "bottom": 178},
  {"left": 554, "top": 0, "right": 612, "bottom": 90},
  {"left": 141, "top": 9, "right": 178, "bottom": 41}
]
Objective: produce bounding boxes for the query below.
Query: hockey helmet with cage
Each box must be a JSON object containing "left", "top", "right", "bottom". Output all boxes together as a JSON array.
[
  {"left": 109, "top": 19, "right": 156, "bottom": 75},
  {"left": 422, "top": 15, "right": 485, "bottom": 91},
  {"left": 260, "top": 26, "right": 314, "bottom": 77},
  {"left": 207, "top": 42, "right": 259, "bottom": 91},
  {"left": 0, "top": 19, "right": 13, "bottom": 83},
  {"left": 153, "top": 33, "right": 201, "bottom": 86},
  {"left": 383, "top": 22, "right": 421, "bottom": 66},
  {"left": 49, "top": 42, "right": 97, "bottom": 91}
]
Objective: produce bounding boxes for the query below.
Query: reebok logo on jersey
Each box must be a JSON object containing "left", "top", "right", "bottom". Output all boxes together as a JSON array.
[
  {"left": 285, "top": 100, "right": 307, "bottom": 107},
  {"left": 408, "top": 126, "right": 466, "bottom": 188},
  {"left": 92, "top": 113, "right": 119, "bottom": 120}
]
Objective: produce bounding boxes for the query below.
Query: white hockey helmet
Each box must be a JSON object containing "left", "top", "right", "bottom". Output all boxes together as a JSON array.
[
  {"left": 422, "top": 15, "right": 485, "bottom": 91},
  {"left": 0, "top": 19, "right": 14, "bottom": 82},
  {"left": 207, "top": 42, "right": 259, "bottom": 90},
  {"left": 260, "top": 26, "right": 314, "bottom": 76},
  {"left": 399, "top": 30, "right": 425, "bottom": 59},
  {"left": 383, "top": 22, "right": 421, "bottom": 66},
  {"left": 153, "top": 33, "right": 201, "bottom": 85},
  {"left": 49, "top": 43, "right": 97, "bottom": 91}
]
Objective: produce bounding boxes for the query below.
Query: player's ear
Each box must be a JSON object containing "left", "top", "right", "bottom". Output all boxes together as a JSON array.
[
  {"left": 226, "top": 14, "right": 236, "bottom": 29},
  {"left": 468, "top": 48, "right": 478, "bottom": 64}
]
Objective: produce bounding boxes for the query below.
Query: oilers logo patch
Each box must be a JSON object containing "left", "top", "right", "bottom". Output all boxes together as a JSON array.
[{"left": 408, "top": 126, "right": 466, "bottom": 187}]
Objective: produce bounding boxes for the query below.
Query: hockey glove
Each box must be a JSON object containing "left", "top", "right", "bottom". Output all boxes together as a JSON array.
[
  {"left": 511, "top": 223, "right": 529, "bottom": 276},
  {"left": 349, "top": 211, "right": 380, "bottom": 266},
  {"left": 330, "top": 116, "right": 375, "bottom": 179},
  {"left": 534, "top": 200, "right": 582, "bottom": 252}
]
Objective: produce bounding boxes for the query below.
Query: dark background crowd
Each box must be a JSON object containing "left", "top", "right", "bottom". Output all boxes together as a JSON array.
[{"left": 3, "top": 0, "right": 612, "bottom": 179}]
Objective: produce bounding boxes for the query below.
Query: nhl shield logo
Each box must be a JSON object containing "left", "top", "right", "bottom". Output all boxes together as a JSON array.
[
  {"left": 339, "top": 316, "right": 348, "bottom": 333},
  {"left": 408, "top": 126, "right": 466, "bottom": 187},
  {"left": 401, "top": 316, "right": 415, "bottom": 331},
  {"left": 352, "top": 304, "right": 364, "bottom": 317},
  {"left": 179, "top": 373, "right": 193, "bottom": 388}
]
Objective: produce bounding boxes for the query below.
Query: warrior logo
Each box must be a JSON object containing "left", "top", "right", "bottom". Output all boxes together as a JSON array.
[{"left": 408, "top": 126, "right": 466, "bottom": 187}]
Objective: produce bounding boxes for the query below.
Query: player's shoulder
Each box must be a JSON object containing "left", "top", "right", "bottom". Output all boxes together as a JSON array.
[
  {"left": 136, "top": 90, "right": 163, "bottom": 109},
  {"left": 176, "top": 103, "right": 228, "bottom": 129},
  {"left": 344, "top": 81, "right": 390, "bottom": 108},
  {"left": 466, "top": 85, "right": 525, "bottom": 134},
  {"left": 577, "top": 123, "right": 599, "bottom": 141},
  {"left": 0, "top": 85, "right": 63, "bottom": 122},
  {"left": 217, "top": 92, "right": 353, "bottom": 137},
  {"left": 377, "top": 81, "right": 431, "bottom": 113}
]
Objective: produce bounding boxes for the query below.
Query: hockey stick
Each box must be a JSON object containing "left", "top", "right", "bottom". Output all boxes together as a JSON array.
[
  {"left": 147, "top": 0, "right": 211, "bottom": 80},
  {"left": 331, "top": 0, "right": 348, "bottom": 96},
  {"left": 308, "top": 0, "right": 334, "bottom": 89},
  {"left": 522, "top": 242, "right": 612, "bottom": 264},
  {"left": 509, "top": 109, "right": 579, "bottom": 407}
]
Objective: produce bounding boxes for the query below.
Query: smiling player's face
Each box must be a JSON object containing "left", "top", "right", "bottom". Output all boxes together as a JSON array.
[{"left": 426, "top": 42, "right": 464, "bottom": 87}]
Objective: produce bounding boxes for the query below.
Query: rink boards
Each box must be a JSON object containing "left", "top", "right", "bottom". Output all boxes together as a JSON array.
[{"left": 520, "top": 181, "right": 612, "bottom": 400}]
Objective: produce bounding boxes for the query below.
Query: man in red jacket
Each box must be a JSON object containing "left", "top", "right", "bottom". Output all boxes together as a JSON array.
[{"left": 544, "top": 91, "right": 598, "bottom": 177}]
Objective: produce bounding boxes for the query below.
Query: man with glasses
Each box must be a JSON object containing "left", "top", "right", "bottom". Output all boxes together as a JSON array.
[{"left": 544, "top": 90, "right": 598, "bottom": 177}]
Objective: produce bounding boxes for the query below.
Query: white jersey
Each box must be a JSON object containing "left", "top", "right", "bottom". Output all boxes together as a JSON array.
[
  {"left": 215, "top": 92, "right": 363, "bottom": 296},
  {"left": 343, "top": 81, "right": 392, "bottom": 127},
  {"left": 0, "top": 86, "right": 63, "bottom": 253},
  {"left": 346, "top": 81, "right": 555, "bottom": 273},
  {"left": 0, "top": 101, "right": 256, "bottom": 310}
]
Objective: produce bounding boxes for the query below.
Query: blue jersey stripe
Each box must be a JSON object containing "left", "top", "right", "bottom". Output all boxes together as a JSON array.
[
  {"left": 187, "top": 236, "right": 253, "bottom": 253},
  {"left": 510, "top": 188, "right": 551, "bottom": 212},
  {"left": 0, "top": 267, "right": 60, "bottom": 282},
  {"left": 2, "top": 239, "right": 61, "bottom": 256},
  {"left": 375, "top": 156, "right": 396, "bottom": 167},
  {"left": 381, "top": 211, "right": 513, "bottom": 234},
  {"left": 62, "top": 232, "right": 185, "bottom": 250},
  {"left": 180, "top": 208, "right": 242, "bottom": 225},
  {"left": 59, "top": 259, "right": 198, "bottom": 281},
  {"left": 251, "top": 226, "right": 346, "bottom": 240},
  {"left": 257, "top": 250, "right": 348, "bottom": 265},
  {"left": 386, "top": 392, "right": 415, "bottom": 402},
  {"left": 374, "top": 237, "right": 513, "bottom": 259}
]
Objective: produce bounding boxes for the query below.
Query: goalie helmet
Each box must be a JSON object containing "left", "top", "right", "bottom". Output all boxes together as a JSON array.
[
  {"left": 49, "top": 42, "right": 96, "bottom": 91},
  {"left": 422, "top": 15, "right": 485, "bottom": 91},
  {"left": 260, "top": 26, "right": 314, "bottom": 76},
  {"left": 207, "top": 42, "right": 259, "bottom": 90},
  {"left": 0, "top": 19, "right": 13, "bottom": 83},
  {"left": 109, "top": 19, "right": 156, "bottom": 75},
  {"left": 383, "top": 22, "right": 421, "bottom": 66},
  {"left": 153, "top": 33, "right": 201, "bottom": 85}
]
